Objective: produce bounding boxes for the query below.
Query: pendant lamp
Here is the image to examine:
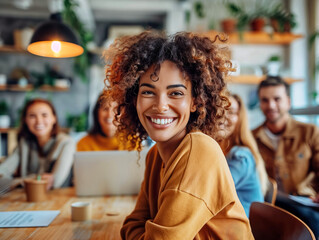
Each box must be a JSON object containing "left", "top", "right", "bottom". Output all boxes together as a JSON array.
[{"left": 27, "top": 13, "right": 84, "bottom": 58}]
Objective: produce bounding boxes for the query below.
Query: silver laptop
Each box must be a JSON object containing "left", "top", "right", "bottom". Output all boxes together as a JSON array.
[{"left": 73, "top": 149, "right": 148, "bottom": 196}]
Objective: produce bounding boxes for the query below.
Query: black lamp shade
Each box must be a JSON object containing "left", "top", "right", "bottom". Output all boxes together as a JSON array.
[{"left": 27, "top": 21, "right": 84, "bottom": 58}]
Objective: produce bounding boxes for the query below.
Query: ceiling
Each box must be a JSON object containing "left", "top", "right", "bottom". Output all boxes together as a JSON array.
[{"left": 0, "top": 0, "right": 186, "bottom": 31}]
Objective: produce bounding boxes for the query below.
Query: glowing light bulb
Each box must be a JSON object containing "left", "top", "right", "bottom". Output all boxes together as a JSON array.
[{"left": 51, "top": 41, "right": 61, "bottom": 53}]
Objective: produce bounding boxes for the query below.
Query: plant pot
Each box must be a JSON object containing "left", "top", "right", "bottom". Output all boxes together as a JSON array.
[
  {"left": 0, "top": 115, "right": 10, "bottom": 128},
  {"left": 270, "top": 19, "right": 291, "bottom": 33},
  {"left": 221, "top": 18, "right": 237, "bottom": 34},
  {"left": 250, "top": 18, "right": 265, "bottom": 32},
  {"left": 267, "top": 61, "right": 282, "bottom": 76}
]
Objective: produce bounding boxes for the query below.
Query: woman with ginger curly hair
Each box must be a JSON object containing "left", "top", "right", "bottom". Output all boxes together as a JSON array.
[{"left": 104, "top": 31, "right": 253, "bottom": 239}]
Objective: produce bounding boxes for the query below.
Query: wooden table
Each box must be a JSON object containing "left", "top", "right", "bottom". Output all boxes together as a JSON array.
[{"left": 0, "top": 187, "right": 137, "bottom": 240}]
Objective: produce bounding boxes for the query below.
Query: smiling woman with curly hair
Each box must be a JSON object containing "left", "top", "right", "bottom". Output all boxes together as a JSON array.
[{"left": 104, "top": 31, "right": 254, "bottom": 239}]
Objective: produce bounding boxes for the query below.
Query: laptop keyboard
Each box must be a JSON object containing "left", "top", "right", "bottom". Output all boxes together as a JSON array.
[{"left": 0, "top": 178, "right": 13, "bottom": 196}]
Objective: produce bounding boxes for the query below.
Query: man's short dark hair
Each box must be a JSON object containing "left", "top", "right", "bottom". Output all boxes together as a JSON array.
[{"left": 257, "top": 76, "right": 290, "bottom": 96}]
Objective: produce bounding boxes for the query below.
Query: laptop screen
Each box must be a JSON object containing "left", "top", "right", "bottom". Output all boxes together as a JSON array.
[{"left": 73, "top": 149, "right": 149, "bottom": 196}]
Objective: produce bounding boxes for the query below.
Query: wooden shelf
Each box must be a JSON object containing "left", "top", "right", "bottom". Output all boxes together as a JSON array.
[
  {"left": 38, "top": 85, "right": 70, "bottom": 92},
  {"left": 0, "top": 84, "right": 70, "bottom": 92},
  {"left": 1, "top": 84, "right": 33, "bottom": 91},
  {"left": 0, "top": 127, "right": 17, "bottom": 133},
  {"left": 0, "top": 45, "right": 28, "bottom": 53},
  {"left": 228, "top": 75, "right": 302, "bottom": 85},
  {"left": 203, "top": 31, "right": 303, "bottom": 45}
]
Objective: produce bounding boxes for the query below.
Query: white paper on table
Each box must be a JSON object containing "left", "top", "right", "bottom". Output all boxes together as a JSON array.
[
  {"left": 0, "top": 210, "right": 60, "bottom": 228},
  {"left": 288, "top": 195, "right": 319, "bottom": 208}
]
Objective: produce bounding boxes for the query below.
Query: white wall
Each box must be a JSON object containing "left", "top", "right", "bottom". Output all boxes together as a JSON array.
[{"left": 290, "top": 0, "right": 308, "bottom": 109}]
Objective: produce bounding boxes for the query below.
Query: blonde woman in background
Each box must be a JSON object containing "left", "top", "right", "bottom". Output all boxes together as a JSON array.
[{"left": 219, "top": 94, "right": 268, "bottom": 217}]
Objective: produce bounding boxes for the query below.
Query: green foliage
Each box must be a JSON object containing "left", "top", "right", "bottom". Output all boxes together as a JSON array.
[
  {"left": 268, "top": 55, "right": 281, "bottom": 62},
  {"left": 309, "top": 30, "right": 319, "bottom": 101},
  {"left": 31, "top": 64, "right": 55, "bottom": 88},
  {"left": 0, "top": 100, "right": 9, "bottom": 115},
  {"left": 185, "top": 10, "right": 191, "bottom": 24},
  {"left": 309, "top": 31, "right": 319, "bottom": 76},
  {"left": 194, "top": 1, "right": 205, "bottom": 19},
  {"left": 66, "top": 112, "right": 87, "bottom": 132},
  {"left": 309, "top": 31, "right": 319, "bottom": 48},
  {"left": 62, "top": 0, "right": 94, "bottom": 83},
  {"left": 310, "top": 91, "right": 318, "bottom": 103},
  {"left": 225, "top": 3, "right": 250, "bottom": 31},
  {"left": 30, "top": 64, "right": 70, "bottom": 89},
  {"left": 268, "top": 3, "right": 297, "bottom": 32}
]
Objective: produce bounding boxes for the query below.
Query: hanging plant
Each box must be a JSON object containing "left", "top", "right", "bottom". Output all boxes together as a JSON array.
[
  {"left": 309, "top": 30, "right": 319, "bottom": 104},
  {"left": 62, "top": 0, "right": 93, "bottom": 83}
]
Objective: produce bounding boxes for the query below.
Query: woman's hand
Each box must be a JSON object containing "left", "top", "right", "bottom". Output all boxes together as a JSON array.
[{"left": 41, "top": 173, "right": 54, "bottom": 190}]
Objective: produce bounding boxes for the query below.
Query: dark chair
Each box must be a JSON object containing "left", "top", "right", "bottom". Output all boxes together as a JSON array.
[
  {"left": 249, "top": 201, "right": 315, "bottom": 240},
  {"left": 264, "top": 177, "right": 278, "bottom": 205}
]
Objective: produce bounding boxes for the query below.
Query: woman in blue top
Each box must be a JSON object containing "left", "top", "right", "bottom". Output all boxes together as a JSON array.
[{"left": 219, "top": 94, "right": 268, "bottom": 216}]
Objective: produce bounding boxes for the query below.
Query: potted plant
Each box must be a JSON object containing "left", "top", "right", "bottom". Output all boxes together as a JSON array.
[
  {"left": 221, "top": 18, "right": 237, "bottom": 34},
  {"left": 225, "top": 3, "right": 250, "bottom": 33},
  {"left": 224, "top": 2, "right": 269, "bottom": 36},
  {"left": 266, "top": 55, "right": 282, "bottom": 76},
  {"left": 0, "top": 100, "right": 10, "bottom": 128},
  {"left": 226, "top": 2, "right": 270, "bottom": 32},
  {"left": 268, "top": 3, "right": 297, "bottom": 33},
  {"left": 249, "top": 7, "right": 268, "bottom": 32}
]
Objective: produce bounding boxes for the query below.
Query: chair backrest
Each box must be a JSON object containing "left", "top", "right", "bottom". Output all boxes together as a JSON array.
[
  {"left": 264, "top": 177, "right": 278, "bottom": 205},
  {"left": 249, "top": 202, "right": 315, "bottom": 240}
]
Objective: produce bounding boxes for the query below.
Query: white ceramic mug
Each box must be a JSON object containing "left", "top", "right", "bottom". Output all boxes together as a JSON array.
[
  {"left": 71, "top": 202, "right": 91, "bottom": 221},
  {"left": 54, "top": 79, "right": 70, "bottom": 88}
]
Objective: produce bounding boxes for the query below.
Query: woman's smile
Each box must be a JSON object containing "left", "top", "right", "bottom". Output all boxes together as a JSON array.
[
  {"left": 137, "top": 60, "right": 196, "bottom": 145},
  {"left": 25, "top": 102, "right": 56, "bottom": 141},
  {"left": 149, "top": 116, "right": 175, "bottom": 126}
]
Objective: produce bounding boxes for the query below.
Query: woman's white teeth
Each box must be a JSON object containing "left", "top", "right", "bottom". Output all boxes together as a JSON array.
[
  {"left": 105, "top": 118, "right": 113, "bottom": 123},
  {"left": 35, "top": 125, "right": 45, "bottom": 130},
  {"left": 151, "top": 118, "right": 173, "bottom": 125}
]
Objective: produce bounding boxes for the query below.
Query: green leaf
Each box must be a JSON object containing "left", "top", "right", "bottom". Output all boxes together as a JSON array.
[
  {"left": 62, "top": 0, "right": 93, "bottom": 83},
  {"left": 194, "top": 1, "right": 205, "bottom": 19},
  {"left": 0, "top": 100, "right": 9, "bottom": 115},
  {"left": 309, "top": 31, "right": 319, "bottom": 47}
]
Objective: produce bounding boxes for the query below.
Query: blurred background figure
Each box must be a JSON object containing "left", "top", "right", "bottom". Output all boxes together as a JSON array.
[
  {"left": 253, "top": 76, "right": 319, "bottom": 237},
  {"left": 77, "top": 93, "right": 127, "bottom": 151},
  {"left": 218, "top": 94, "right": 268, "bottom": 216},
  {"left": 0, "top": 98, "right": 75, "bottom": 190}
]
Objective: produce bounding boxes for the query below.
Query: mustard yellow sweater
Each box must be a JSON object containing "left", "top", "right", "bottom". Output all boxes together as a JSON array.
[
  {"left": 121, "top": 132, "right": 253, "bottom": 240},
  {"left": 77, "top": 134, "right": 126, "bottom": 151}
]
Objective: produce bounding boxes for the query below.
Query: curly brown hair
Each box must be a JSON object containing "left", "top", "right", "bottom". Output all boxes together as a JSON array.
[{"left": 104, "top": 31, "right": 232, "bottom": 151}]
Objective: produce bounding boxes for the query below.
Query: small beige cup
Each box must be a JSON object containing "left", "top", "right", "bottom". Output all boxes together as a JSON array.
[
  {"left": 71, "top": 202, "right": 91, "bottom": 221},
  {"left": 24, "top": 179, "right": 48, "bottom": 202}
]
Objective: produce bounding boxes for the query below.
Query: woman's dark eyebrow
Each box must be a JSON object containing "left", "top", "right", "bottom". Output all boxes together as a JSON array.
[
  {"left": 140, "top": 83, "right": 187, "bottom": 90},
  {"left": 140, "top": 83, "right": 155, "bottom": 88},
  {"left": 167, "top": 84, "right": 187, "bottom": 90}
]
